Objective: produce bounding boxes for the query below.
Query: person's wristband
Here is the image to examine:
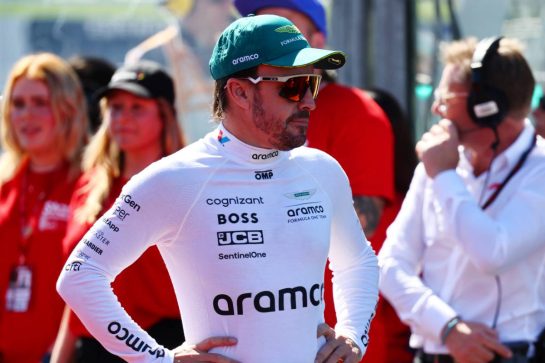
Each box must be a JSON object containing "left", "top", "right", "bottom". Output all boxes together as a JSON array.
[{"left": 441, "top": 316, "right": 461, "bottom": 344}]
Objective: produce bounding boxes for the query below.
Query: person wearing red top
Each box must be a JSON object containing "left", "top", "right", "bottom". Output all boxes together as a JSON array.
[
  {"left": 233, "top": 1, "right": 396, "bottom": 361},
  {"left": 0, "top": 53, "right": 88, "bottom": 363},
  {"left": 363, "top": 88, "right": 418, "bottom": 363},
  {"left": 50, "top": 60, "right": 186, "bottom": 363}
]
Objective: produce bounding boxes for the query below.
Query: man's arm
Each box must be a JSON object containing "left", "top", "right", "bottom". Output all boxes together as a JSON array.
[
  {"left": 353, "top": 195, "right": 385, "bottom": 237},
  {"left": 57, "top": 169, "right": 184, "bottom": 362},
  {"left": 323, "top": 159, "right": 379, "bottom": 360}
]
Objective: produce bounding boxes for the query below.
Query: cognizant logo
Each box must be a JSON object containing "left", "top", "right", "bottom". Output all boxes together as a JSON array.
[
  {"left": 232, "top": 53, "right": 259, "bottom": 65},
  {"left": 213, "top": 283, "right": 323, "bottom": 315}
]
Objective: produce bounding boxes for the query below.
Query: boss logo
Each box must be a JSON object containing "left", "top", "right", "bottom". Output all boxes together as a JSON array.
[
  {"left": 217, "top": 230, "right": 263, "bottom": 246},
  {"left": 217, "top": 213, "right": 258, "bottom": 225},
  {"left": 254, "top": 170, "right": 273, "bottom": 180}
]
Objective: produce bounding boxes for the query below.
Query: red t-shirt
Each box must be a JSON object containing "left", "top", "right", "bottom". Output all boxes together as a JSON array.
[
  {"left": 361, "top": 193, "right": 413, "bottom": 363},
  {"left": 308, "top": 83, "right": 394, "bottom": 199},
  {"left": 310, "top": 83, "right": 409, "bottom": 362},
  {"left": 63, "top": 173, "right": 180, "bottom": 338},
  {"left": 0, "top": 162, "right": 78, "bottom": 363}
]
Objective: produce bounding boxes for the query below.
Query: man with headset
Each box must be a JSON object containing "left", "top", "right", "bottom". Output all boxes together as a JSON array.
[{"left": 379, "top": 36, "right": 545, "bottom": 363}]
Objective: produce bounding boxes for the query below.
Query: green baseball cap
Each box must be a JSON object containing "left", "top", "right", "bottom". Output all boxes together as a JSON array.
[{"left": 209, "top": 14, "right": 346, "bottom": 80}]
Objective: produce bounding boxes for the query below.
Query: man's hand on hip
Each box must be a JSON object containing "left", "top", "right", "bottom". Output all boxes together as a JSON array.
[
  {"left": 173, "top": 336, "right": 240, "bottom": 363},
  {"left": 315, "top": 323, "right": 363, "bottom": 363}
]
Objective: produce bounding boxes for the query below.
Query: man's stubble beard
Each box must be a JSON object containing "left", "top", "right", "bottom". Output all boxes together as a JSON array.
[{"left": 251, "top": 91, "right": 308, "bottom": 151}]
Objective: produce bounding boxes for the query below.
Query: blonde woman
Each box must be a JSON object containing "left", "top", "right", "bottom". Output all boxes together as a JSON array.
[
  {"left": 51, "top": 60, "right": 186, "bottom": 363},
  {"left": 0, "top": 53, "right": 88, "bottom": 362}
]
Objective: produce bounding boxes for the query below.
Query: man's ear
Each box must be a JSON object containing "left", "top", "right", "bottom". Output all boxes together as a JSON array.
[{"left": 225, "top": 78, "right": 252, "bottom": 110}]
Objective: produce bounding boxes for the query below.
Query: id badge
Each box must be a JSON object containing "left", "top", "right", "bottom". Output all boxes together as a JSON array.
[{"left": 5, "top": 265, "right": 32, "bottom": 312}]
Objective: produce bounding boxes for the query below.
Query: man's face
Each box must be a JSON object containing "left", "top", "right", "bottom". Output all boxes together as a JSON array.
[
  {"left": 432, "top": 64, "right": 484, "bottom": 146},
  {"left": 248, "top": 65, "right": 317, "bottom": 150}
]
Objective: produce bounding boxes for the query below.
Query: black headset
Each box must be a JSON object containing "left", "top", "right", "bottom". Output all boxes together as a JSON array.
[{"left": 467, "top": 36, "right": 509, "bottom": 129}]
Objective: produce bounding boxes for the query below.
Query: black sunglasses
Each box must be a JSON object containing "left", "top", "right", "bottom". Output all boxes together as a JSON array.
[{"left": 243, "top": 74, "right": 322, "bottom": 102}]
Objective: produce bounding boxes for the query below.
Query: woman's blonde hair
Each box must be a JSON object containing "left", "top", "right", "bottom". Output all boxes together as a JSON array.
[
  {"left": 76, "top": 97, "right": 185, "bottom": 223},
  {"left": 0, "top": 53, "right": 88, "bottom": 184}
]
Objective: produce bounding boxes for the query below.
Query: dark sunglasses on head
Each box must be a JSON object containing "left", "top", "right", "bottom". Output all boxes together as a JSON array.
[{"left": 243, "top": 74, "right": 322, "bottom": 102}]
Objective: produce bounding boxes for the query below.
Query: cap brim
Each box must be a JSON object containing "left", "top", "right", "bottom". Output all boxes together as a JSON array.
[
  {"left": 93, "top": 82, "right": 153, "bottom": 101},
  {"left": 263, "top": 48, "right": 346, "bottom": 70}
]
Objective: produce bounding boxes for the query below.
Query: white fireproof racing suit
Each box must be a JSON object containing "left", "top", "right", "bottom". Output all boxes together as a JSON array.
[{"left": 57, "top": 124, "right": 379, "bottom": 363}]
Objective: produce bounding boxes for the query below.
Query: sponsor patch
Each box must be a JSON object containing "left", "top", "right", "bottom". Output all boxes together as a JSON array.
[{"left": 217, "top": 230, "right": 264, "bottom": 246}]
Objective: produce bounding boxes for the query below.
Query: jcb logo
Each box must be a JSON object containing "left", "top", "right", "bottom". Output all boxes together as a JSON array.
[{"left": 217, "top": 230, "right": 264, "bottom": 246}]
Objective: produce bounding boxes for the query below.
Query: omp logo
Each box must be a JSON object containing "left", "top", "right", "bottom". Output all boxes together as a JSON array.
[
  {"left": 213, "top": 283, "right": 323, "bottom": 315},
  {"left": 107, "top": 321, "right": 165, "bottom": 358},
  {"left": 284, "top": 189, "right": 316, "bottom": 201},
  {"left": 217, "top": 213, "right": 258, "bottom": 225},
  {"left": 274, "top": 25, "right": 301, "bottom": 34},
  {"left": 217, "top": 230, "right": 263, "bottom": 246},
  {"left": 118, "top": 194, "right": 141, "bottom": 212},
  {"left": 254, "top": 169, "right": 273, "bottom": 180},
  {"left": 65, "top": 261, "right": 82, "bottom": 271},
  {"left": 232, "top": 53, "right": 259, "bottom": 65},
  {"left": 252, "top": 151, "right": 278, "bottom": 160}
]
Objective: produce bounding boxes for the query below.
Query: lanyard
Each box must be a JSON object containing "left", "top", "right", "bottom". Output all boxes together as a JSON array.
[
  {"left": 478, "top": 133, "right": 537, "bottom": 329},
  {"left": 481, "top": 133, "right": 537, "bottom": 210}
]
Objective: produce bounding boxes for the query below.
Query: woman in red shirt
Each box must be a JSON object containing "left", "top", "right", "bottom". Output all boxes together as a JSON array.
[
  {"left": 51, "top": 60, "right": 186, "bottom": 363},
  {"left": 0, "top": 53, "right": 88, "bottom": 363}
]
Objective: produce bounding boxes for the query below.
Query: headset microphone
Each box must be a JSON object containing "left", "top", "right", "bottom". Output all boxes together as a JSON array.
[{"left": 467, "top": 37, "right": 509, "bottom": 130}]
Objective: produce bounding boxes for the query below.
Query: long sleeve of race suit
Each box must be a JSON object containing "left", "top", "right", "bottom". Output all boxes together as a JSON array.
[{"left": 57, "top": 127, "right": 378, "bottom": 363}]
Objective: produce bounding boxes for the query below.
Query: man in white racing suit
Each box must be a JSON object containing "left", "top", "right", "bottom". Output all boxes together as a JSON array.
[{"left": 57, "top": 14, "right": 379, "bottom": 363}]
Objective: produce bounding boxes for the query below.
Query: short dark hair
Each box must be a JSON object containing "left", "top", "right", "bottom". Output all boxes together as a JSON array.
[{"left": 213, "top": 66, "right": 258, "bottom": 121}]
